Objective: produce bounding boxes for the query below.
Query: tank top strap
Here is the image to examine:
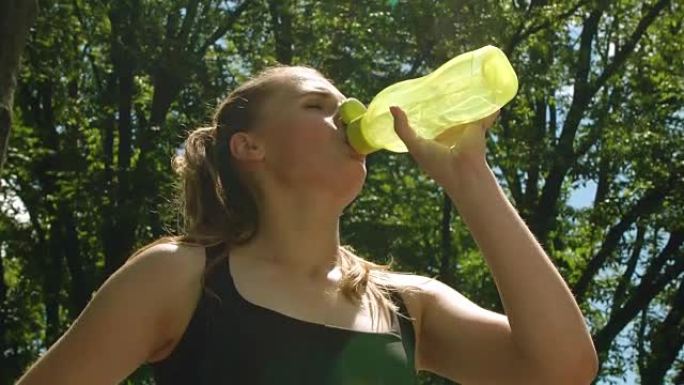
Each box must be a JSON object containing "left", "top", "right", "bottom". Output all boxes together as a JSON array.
[
  {"left": 201, "top": 241, "right": 237, "bottom": 318},
  {"left": 203, "top": 241, "right": 228, "bottom": 288},
  {"left": 204, "top": 241, "right": 228, "bottom": 271},
  {"left": 389, "top": 288, "right": 417, "bottom": 373},
  {"left": 202, "top": 241, "right": 266, "bottom": 322}
]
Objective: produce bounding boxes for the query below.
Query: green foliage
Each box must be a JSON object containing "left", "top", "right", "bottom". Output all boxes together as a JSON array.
[{"left": 1, "top": 0, "right": 682, "bottom": 384}]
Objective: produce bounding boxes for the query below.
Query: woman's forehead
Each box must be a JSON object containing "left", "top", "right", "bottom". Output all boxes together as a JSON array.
[
  {"left": 294, "top": 78, "right": 345, "bottom": 102},
  {"left": 263, "top": 74, "right": 345, "bottom": 115}
]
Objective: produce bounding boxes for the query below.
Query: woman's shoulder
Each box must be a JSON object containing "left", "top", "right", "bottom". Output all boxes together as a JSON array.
[
  {"left": 381, "top": 270, "right": 439, "bottom": 297},
  {"left": 126, "top": 242, "right": 205, "bottom": 283},
  {"left": 379, "top": 271, "right": 440, "bottom": 326},
  {"left": 123, "top": 241, "right": 210, "bottom": 362}
]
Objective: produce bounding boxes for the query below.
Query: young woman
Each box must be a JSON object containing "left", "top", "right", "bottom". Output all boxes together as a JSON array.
[{"left": 16, "top": 65, "right": 598, "bottom": 385}]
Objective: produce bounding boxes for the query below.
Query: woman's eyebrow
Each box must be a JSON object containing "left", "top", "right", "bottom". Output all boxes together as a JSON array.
[{"left": 298, "top": 90, "right": 344, "bottom": 105}]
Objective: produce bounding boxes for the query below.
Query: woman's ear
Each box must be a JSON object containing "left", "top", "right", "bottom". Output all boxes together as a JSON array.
[{"left": 229, "top": 132, "right": 265, "bottom": 162}]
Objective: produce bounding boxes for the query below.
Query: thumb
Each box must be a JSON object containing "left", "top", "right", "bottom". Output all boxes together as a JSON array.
[{"left": 390, "top": 106, "right": 420, "bottom": 148}]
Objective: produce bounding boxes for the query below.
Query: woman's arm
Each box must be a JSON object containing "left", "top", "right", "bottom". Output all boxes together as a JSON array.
[
  {"left": 15, "top": 243, "right": 204, "bottom": 385},
  {"left": 416, "top": 158, "right": 598, "bottom": 385},
  {"left": 388, "top": 106, "right": 598, "bottom": 384}
]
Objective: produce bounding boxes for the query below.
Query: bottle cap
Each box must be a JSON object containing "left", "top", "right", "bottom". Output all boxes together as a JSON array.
[{"left": 339, "top": 98, "right": 379, "bottom": 155}]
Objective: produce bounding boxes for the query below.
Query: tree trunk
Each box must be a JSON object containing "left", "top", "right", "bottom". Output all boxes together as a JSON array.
[
  {"left": 0, "top": 0, "right": 38, "bottom": 172},
  {"left": 268, "top": 0, "right": 294, "bottom": 64}
]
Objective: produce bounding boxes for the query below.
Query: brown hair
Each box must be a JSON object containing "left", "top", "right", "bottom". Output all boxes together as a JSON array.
[{"left": 129, "top": 64, "right": 418, "bottom": 331}]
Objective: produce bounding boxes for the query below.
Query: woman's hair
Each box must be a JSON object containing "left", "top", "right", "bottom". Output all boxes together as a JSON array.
[{"left": 128, "top": 64, "right": 418, "bottom": 331}]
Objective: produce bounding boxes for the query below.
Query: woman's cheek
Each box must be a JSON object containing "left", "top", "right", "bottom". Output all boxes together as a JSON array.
[
  {"left": 268, "top": 121, "right": 329, "bottom": 174},
  {"left": 283, "top": 118, "right": 332, "bottom": 154}
]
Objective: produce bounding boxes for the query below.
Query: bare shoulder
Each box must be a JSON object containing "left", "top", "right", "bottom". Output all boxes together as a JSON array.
[
  {"left": 383, "top": 271, "right": 439, "bottom": 292},
  {"left": 118, "top": 241, "right": 208, "bottom": 312},
  {"left": 126, "top": 241, "right": 209, "bottom": 361},
  {"left": 381, "top": 271, "right": 440, "bottom": 323},
  {"left": 383, "top": 271, "right": 485, "bottom": 322},
  {"left": 124, "top": 241, "right": 207, "bottom": 283},
  {"left": 383, "top": 270, "right": 441, "bottom": 298},
  {"left": 14, "top": 241, "right": 210, "bottom": 385}
]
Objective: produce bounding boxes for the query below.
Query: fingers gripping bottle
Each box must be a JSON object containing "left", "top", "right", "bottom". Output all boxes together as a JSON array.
[{"left": 340, "top": 45, "right": 518, "bottom": 155}]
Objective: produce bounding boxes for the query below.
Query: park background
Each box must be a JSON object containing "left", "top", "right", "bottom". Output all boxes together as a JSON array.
[{"left": 0, "top": 0, "right": 682, "bottom": 384}]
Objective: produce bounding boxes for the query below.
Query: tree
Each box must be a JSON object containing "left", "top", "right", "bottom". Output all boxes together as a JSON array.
[{"left": 1, "top": 1, "right": 682, "bottom": 384}]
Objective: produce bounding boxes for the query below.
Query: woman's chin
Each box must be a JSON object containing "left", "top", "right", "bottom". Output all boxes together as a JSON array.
[{"left": 328, "top": 173, "right": 364, "bottom": 202}]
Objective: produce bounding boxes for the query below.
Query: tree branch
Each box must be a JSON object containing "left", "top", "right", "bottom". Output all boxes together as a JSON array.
[
  {"left": 198, "top": 0, "right": 253, "bottom": 55},
  {"left": 592, "top": 230, "right": 684, "bottom": 356},
  {"left": 609, "top": 223, "right": 646, "bottom": 317},
  {"left": 573, "top": 172, "right": 680, "bottom": 303},
  {"left": 592, "top": 0, "right": 671, "bottom": 93},
  {"left": 503, "top": 0, "right": 587, "bottom": 56}
]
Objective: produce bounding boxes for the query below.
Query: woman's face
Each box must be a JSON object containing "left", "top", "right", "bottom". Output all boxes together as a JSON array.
[{"left": 242, "top": 72, "right": 367, "bottom": 207}]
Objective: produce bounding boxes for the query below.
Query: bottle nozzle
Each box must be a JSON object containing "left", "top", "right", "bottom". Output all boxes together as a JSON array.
[{"left": 339, "top": 98, "right": 379, "bottom": 155}]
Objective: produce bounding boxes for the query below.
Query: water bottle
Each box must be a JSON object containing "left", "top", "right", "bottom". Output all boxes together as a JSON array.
[{"left": 340, "top": 45, "right": 518, "bottom": 155}]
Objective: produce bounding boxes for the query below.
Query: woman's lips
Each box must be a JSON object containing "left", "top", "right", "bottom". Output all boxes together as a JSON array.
[
  {"left": 347, "top": 145, "right": 366, "bottom": 161},
  {"left": 344, "top": 142, "right": 364, "bottom": 160},
  {"left": 342, "top": 132, "right": 365, "bottom": 160}
]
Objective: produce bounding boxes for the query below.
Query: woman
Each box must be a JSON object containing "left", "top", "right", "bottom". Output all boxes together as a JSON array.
[{"left": 16, "top": 64, "right": 598, "bottom": 385}]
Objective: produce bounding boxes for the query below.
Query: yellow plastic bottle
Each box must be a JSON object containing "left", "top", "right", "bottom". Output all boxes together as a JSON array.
[{"left": 340, "top": 45, "right": 518, "bottom": 155}]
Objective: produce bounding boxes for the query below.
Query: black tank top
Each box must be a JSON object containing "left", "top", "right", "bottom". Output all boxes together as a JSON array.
[{"left": 151, "top": 242, "right": 419, "bottom": 384}]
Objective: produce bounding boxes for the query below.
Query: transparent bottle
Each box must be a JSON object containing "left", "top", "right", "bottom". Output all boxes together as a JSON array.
[{"left": 340, "top": 45, "right": 518, "bottom": 155}]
